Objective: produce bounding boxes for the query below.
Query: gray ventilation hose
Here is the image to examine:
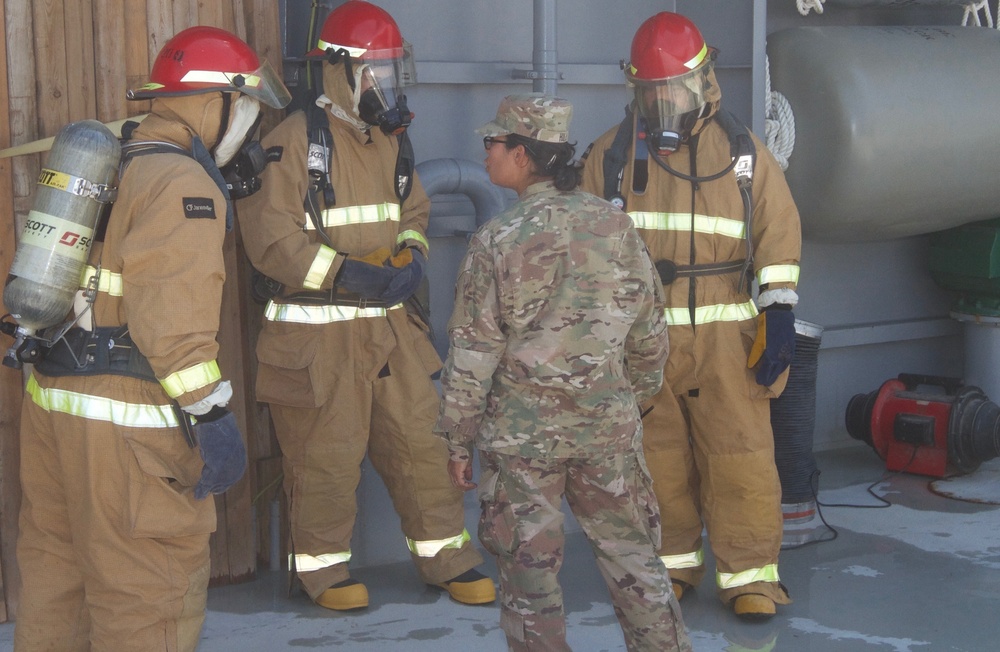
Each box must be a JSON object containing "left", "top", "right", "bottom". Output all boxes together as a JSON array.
[{"left": 416, "top": 158, "right": 507, "bottom": 228}]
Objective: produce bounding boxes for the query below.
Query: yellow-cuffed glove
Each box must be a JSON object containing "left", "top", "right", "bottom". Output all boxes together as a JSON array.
[{"left": 748, "top": 304, "right": 796, "bottom": 386}]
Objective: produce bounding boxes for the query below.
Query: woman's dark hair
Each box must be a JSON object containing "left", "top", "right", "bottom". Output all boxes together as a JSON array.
[{"left": 505, "top": 133, "right": 582, "bottom": 191}]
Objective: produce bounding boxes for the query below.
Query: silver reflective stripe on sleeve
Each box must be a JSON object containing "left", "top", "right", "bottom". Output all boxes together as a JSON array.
[
  {"left": 303, "top": 245, "right": 337, "bottom": 290},
  {"left": 757, "top": 264, "right": 800, "bottom": 286}
]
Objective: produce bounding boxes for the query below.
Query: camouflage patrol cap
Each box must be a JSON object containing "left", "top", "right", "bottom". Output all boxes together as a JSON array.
[{"left": 476, "top": 93, "right": 572, "bottom": 144}]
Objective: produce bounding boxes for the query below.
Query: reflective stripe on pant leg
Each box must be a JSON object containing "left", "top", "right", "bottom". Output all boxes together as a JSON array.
[
  {"left": 717, "top": 563, "right": 781, "bottom": 590},
  {"left": 291, "top": 551, "right": 352, "bottom": 572},
  {"left": 369, "top": 310, "right": 483, "bottom": 584},
  {"left": 406, "top": 530, "right": 471, "bottom": 557},
  {"left": 660, "top": 548, "right": 704, "bottom": 570}
]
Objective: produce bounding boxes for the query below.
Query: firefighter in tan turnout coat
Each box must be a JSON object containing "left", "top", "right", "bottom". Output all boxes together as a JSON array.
[
  {"left": 13, "top": 27, "right": 290, "bottom": 652},
  {"left": 237, "top": 0, "right": 493, "bottom": 611},
  {"left": 581, "top": 12, "right": 802, "bottom": 620}
]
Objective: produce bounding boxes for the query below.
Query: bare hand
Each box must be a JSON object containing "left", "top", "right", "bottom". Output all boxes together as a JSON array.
[{"left": 448, "top": 458, "right": 477, "bottom": 491}]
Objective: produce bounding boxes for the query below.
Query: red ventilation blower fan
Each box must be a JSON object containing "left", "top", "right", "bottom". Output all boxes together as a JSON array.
[{"left": 845, "top": 373, "right": 1000, "bottom": 478}]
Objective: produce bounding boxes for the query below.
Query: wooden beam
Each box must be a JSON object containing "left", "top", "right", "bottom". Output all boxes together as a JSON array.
[
  {"left": 33, "top": 0, "right": 71, "bottom": 135},
  {"left": 93, "top": 0, "right": 128, "bottom": 122},
  {"left": 64, "top": 0, "right": 97, "bottom": 121},
  {"left": 0, "top": 0, "right": 22, "bottom": 624},
  {"left": 6, "top": 0, "right": 40, "bottom": 207},
  {"left": 123, "top": 0, "right": 149, "bottom": 119}
]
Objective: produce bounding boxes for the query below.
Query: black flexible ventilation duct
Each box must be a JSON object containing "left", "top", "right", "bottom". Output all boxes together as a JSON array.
[{"left": 771, "top": 324, "right": 822, "bottom": 503}]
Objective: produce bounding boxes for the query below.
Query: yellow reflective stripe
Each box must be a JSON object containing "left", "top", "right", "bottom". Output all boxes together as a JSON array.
[
  {"left": 396, "top": 229, "right": 429, "bottom": 251},
  {"left": 629, "top": 211, "right": 745, "bottom": 239},
  {"left": 306, "top": 203, "right": 400, "bottom": 229},
  {"left": 179, "top": 70, "right": 264, "bottom": 89},
  {"left": 304, "top": 246, "right": 337, "bottom": 290},
  {"left": 659, "top": 548, "right": 704, "bottom": 570},
  {"left": 665, "top": 300, "right": 758, "bottom": 326},
  {"left": 316, "top": 39, "right": 366, "bottom": 59},
  {"left": 80, "top": 266, "right": 123, "bottom": 297},
  {"left": 291, "top": 551, "right": 351, "bottom": 572},
  {"left": 26, "top": 374, "right": 179, "bottom": 428},
  {"left": 160, "top": 360, "right": 222, "bottom": 399},
  {"left": 406, "top": 529, "right": 471, "bottom": 558},
  {"left": 264, "top": 302, "right": 403, "bottom": 324},
  {"left": 717, "top": 563, "right": 781, "bottom": 589},
  {"left": 685, "top": 43, "right": 709, "bottom": 70},
  {"left": 757, "top": 264, "right": 800, "bottom": 286}
]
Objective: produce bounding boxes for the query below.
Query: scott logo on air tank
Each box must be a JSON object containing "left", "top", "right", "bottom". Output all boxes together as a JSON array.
[{"left": 58, "top": 231, "right": 90, "bottom": 249}]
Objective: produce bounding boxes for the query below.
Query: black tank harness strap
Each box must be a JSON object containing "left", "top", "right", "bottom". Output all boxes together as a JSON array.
[
  {"left": 601, "top": 108, "right": 760, "bottom": 306},
  {"left": 34, "top": 326, "right": 156, "bottom": 382}
]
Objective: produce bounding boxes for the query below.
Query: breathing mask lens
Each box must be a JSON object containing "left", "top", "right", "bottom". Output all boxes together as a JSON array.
[
  {"left": 628, "top": 60, "right": 714, "bottom": 154},
  {"left": 356, "top": 62, "right": 412, "bottom": 135}
]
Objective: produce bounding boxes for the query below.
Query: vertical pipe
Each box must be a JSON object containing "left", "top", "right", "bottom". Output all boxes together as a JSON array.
[
  {"left": 532, "top": 0, "right": 557, "bottom": 95},
  {"left": 751, "top": 0, "right": 768, "bottom": 138}
]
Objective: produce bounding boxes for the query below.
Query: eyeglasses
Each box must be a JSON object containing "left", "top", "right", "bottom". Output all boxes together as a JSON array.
[{"left": 483, "top": 136, "right": 509, "bottom": 151}]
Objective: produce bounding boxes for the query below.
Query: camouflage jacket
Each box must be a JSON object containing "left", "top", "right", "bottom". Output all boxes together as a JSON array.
[{"left": 435, "top": 181, "right": 668, "bottom": 459}]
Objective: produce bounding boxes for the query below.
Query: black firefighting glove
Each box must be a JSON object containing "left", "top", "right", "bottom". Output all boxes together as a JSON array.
[
  {"left": 378, "top": 247, "right": 425, "bottom": 306},
  {"left": 748, "top": 303, "right": 796, "bottom": 386},
  {"left": 335, "top": 253, "right": 397, "bottom": 300},
  {"left": 193, "top": 406, "right": 248, "bottom": 500}
]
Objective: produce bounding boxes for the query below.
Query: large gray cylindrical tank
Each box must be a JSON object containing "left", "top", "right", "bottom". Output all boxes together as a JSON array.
[
  {"left": 4, "top": 120, "right": 120, "bottom": 331},
  {"left": 827, "top": 0, "right": 974, "bottom": 6},
  {"left": 768, "top": 26, "right": 1000, "bottom": 242}
]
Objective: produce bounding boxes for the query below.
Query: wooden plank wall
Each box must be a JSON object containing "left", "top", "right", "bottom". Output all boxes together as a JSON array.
[{"left": 0, "top": 0, "right": 288, "bottom": 621}]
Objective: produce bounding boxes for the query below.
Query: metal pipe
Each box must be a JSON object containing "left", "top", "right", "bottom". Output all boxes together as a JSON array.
[
  {"left": 416, "top": 158, "right": 507, "bottom": 228},
  {"left": 533, "top": 0, "right": 558, "bottom": 95}
]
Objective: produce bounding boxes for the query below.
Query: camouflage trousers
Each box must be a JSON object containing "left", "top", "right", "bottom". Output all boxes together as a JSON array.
[{"left": 478, "top": 451, "right": 692, "bottom": 652}]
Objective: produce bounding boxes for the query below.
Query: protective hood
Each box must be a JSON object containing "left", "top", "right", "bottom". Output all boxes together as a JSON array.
[
  {"left": 688, "top": 67, "right": 723, "bottom": 140},
  {"left": 321, "top": 60, "right": 371, "bottom": 131},
  {"left": 137, "top": 93, "right": 229, "bottom": 152}
]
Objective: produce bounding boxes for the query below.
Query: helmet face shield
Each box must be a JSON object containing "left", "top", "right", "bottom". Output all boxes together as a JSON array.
[
  {"left": 225, "top": 59, "right": 292, "bottom": 109},
  {"left": 626, "top": 56, "right": 715, "bottom": 153},
  {"left": 627, "top": 56, "right": 714, "bottom": 122},
  {"left": 355, "top": 43, "right": 416, "bottom": 134}
]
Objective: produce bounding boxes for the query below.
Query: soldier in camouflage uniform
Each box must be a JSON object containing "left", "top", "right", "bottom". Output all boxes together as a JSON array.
[{"left": 435, "top": 94, "right": 693, "bottom": 652}]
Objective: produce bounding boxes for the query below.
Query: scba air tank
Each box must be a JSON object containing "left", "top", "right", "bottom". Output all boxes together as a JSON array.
[
  {"left": 767, "top": 26, "right": 1000, "bottom": 242},
  {"left": 4, "top": 120, "right": 120, "bottom": 332}
]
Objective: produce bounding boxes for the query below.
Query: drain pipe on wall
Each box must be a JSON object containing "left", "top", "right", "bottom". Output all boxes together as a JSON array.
[{"left": 512, "top": 0, "right": 561, "bottom": 94}]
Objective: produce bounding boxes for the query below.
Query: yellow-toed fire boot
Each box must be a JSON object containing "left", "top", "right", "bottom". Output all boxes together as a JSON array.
[
  {"left": 733, "top": 593, "right": 776, "bottom": 621},
  {"left": 314, "top": 578, "right": 369, "bottom": 611},
  {"left": 434, "top": 569, "right": 496, "bottom": 605}
]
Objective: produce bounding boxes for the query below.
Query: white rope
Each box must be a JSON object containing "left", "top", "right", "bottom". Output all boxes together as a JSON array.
[
  {"left": 797, "top": 0, "right": 825, "bottom": 16},
  {"left": 961, "top": 1, "right": 994, "bottom": 27},
  {"left": 764, "top": 55, "right": 795, "bottom": 171}
]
